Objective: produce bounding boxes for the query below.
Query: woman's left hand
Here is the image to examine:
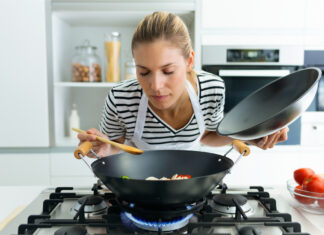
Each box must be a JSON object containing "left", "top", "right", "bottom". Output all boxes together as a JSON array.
[{"left": 246, "top": 127, "right": 289, "bottom": 150}]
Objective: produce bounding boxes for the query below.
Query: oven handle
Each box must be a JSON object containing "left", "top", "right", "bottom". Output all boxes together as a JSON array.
[{"left": 218, "top": 69, "right": 290, "bottom": 77}]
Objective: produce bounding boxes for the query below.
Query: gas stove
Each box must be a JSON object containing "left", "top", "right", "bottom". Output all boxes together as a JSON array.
[{"left": 5, "top": 183, "right": 310, "bottom": 235}]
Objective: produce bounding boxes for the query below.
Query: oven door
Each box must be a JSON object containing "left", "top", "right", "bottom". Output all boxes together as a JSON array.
[{"left": 202, "top": 65, "right": 301, "bottom": 145}]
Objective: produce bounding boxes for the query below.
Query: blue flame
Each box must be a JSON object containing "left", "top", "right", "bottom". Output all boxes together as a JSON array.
[{"left": 123, "top": 205, "right": 193, "bottom": 230}]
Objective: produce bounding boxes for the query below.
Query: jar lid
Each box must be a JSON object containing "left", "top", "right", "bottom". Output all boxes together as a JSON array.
[
  {"left": 78, "top": 40, "right": 97, "bottom": 49},
  {"left": 111, "top": 32, "right": 120, "bottom": 37}
]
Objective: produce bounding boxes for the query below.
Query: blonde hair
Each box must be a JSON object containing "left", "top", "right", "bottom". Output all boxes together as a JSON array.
[{"left": 131, "top": 12, "right": 192, "bottom": 59}]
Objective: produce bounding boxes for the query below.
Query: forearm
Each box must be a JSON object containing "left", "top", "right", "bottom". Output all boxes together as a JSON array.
[
  {"left": 106, "top": 136, "right": 125, "bottom": 156},
  {"left": 200, "top": 130, "right": 233, "bottom": 147},
  {"left": 96, "top": 136, "right": 125, "bottom": 157},
  {"left": 106, "top": 145, "right": 121, "bottom": 156}
]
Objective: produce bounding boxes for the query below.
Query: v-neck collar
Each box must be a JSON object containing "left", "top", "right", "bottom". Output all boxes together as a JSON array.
[
  {"left": 146, "top": 76, "right": 201, "bottom": 134},
  {"left": 147, "top": 107, "right": 195, "bottom": 134}
]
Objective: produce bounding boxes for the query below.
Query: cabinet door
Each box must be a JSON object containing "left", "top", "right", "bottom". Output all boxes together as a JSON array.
[
  {"left": 0, "top": 0, "right": 49, "bottom": 147},
  {"left": 201, "top": 0, "right": 305, "bottom": 30}
]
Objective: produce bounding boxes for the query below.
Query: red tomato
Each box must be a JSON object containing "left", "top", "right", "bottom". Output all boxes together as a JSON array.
[
  {"left": 294, "top": 168, "right": 315, "bottom": 185},
  {"left": 177, "top": 174, "right": 192, "bottom": 179},
  {"left": 294, "top": 185, "right": 316, "bottom": 204},
  {"left": 303, "top": 175, "right": 324, "bottom": 193}
]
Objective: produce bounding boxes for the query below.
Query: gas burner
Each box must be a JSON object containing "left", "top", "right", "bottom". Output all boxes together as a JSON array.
[
  {"left": 212, "top": 194, "right": 253, "bottom": 215},
  {"left": 54, "top": 225, "right": 87, "bottom": 235},
  {"left": 73, "top": 195, "right": 107, "bottom": 215},
  {"left": 117, "top": 197, "right": 206, "bottom": 220},
  {"left": 121, "top": 211, "right": 193, "bottom": 232}
]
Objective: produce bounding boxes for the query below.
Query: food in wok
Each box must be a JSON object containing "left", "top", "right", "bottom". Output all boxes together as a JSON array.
[{"left": 145, "top": 174, "right": 192, "bottom": 180}]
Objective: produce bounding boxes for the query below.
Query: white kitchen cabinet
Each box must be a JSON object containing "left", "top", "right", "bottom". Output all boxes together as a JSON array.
[
  {"left": 304, "top": 0, "right": 324, "bottom": 30},
  {"left": 0, "top": 0, "right": 50, "bottom": 147},
  {"left": 201, "top": 0, "right": 305, "bottom": 30},
  {"left": 50, "top": 152, "right": 95, "bottom": 186},
  {"left": 200, "top": 0, "right": 306, "bottom": 46},
  {"left": 301, "top": 112, "right": 324, "bottom": 146},
  {"left": 49, "top": 0, "right": 198, "bottom": 147},
  {"left": 0, "top": 153, "right": 50, "bottom": 185},
  {"left": 303, "top": 0, "right": 324, "bottom": 49}
]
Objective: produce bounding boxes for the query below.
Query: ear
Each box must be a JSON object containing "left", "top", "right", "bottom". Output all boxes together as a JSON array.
[{"left": 186, "top": 50, "right": 195, "bottom": 72}]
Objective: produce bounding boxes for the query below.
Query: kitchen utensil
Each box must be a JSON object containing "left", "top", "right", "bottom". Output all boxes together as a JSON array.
[
  {"left": 74, "top": 140, "right": 250, "bottom": 206},
  {"left": 217, "top": 67, "right": 322, "bottom": 140},
  {"left": 287, "top": 179, "right": 324, "bottom": 214},
  {"left": 72, "top": 127, "right": 143, "bottom": 155}
]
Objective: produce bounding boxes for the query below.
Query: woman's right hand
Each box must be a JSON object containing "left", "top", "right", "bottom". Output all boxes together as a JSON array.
[{"left": 77, "top": 128, "right": 109, "bottom": 158}]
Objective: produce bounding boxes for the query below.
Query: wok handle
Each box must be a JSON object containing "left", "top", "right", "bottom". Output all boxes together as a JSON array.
[
  {"left": 232, "top": 140, "right": 250, "bottom": 156},
  {"left": 74, "top": 141, "right": 93, "bottom": 159}
]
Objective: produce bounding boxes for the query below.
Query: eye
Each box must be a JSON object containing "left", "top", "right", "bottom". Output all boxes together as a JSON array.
[
  {"left": 164, "top": 70, "right": 174, "bottom": 75},
  {"left": 139, "top": 71, "right": 150, "bottom": 76}
]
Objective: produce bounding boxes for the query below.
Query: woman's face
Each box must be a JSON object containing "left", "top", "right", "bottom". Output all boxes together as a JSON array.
[{"left": 133, "top": 39, "right": 194, "bottom": 110}]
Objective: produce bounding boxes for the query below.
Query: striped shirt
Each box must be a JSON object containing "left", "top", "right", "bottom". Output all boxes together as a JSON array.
[{"left": 99, "top": 71, "right": 225, "bottom": 145}]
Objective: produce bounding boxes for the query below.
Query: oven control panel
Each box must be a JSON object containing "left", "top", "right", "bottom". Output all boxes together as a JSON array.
[{"left": 227, "top": 49, "right": 279, "bottom": 62}]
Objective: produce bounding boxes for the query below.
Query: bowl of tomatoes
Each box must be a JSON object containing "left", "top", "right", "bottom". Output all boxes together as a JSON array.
[{"left": 287, "top": 168, "right": 324, "bottom": 214}]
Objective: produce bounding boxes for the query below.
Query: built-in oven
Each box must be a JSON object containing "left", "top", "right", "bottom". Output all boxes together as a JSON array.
[{"left": 202, "top": 45, "right": 304, "bottom": 145}]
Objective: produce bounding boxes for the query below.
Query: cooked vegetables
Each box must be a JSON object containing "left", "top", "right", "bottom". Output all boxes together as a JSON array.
[
  {"left": 145, "top": 174, "right": 192, "bottom": 181},
  {"left": 121, "top": 174, "right": 192, "bottom": 180}
]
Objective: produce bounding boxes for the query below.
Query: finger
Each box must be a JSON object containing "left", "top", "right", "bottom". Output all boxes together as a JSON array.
[
  {"left": 263, "top": 133, "right": 278, "bottom": 149},
  {"left": 92, "top": 141, "right": 107, "bottom": 148},
  {"left": 78, "top": 133, "right": 97, "bottom": 142},
  {"left": 278, "top": 128, "right": 288, "bottom": 142},
  {"left": 257, "top": 136, "right": 268, "bottom": 149},
  {"left": 86, "top": 128, "right": 99, "bottom": 135},
  {"left": 269, "top": 133, "right": 281, "bottom": 148},
  {"left": 86, "top": 128, "right": 107, "bottom": 138}
]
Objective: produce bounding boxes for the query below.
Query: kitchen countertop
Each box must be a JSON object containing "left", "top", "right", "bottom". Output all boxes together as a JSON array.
[
  {"left": 1, "top": 185, "right": 324, "bottom": 234},
  {"left": 268, "top": 186, "right": 324, "bottom": 235},
  {"left": 0, "top": 186, "right": 46, "bottom": 231}
]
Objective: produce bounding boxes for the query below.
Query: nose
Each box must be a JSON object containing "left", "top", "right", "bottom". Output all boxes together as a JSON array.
[{"left": 151, "top": 73, "right": 164, "bottom": 92}]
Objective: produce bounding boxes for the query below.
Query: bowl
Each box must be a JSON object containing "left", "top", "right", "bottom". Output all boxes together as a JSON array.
[{"left": 287, "top": 178, "right": 324, "bottom": 214}]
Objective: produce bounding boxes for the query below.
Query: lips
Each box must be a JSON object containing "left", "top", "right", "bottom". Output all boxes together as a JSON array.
[{"left": 152, "top": 95, "right": 168, "bottom": 102}]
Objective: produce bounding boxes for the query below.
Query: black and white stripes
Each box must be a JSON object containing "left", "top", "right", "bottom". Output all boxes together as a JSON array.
[{"left": 99, "top": 71, "right": 225, "bottom": 145}]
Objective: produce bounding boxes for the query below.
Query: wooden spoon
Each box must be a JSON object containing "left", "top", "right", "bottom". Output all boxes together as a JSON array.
[{"left": 72, "top": 127, "right": 143, "bottom": 155}]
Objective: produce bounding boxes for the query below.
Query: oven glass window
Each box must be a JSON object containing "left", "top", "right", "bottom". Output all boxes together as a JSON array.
[{"left": 223, "top": 76, "right": 275, "bottom": 113}]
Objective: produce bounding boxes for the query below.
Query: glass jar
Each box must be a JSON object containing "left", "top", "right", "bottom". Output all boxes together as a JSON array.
[
  {"left": 124, "top": 58, "right": 136, "bottom": 80},
  {"left": 104, "top": 32, "right": 121, "bottom": 82},
  {"left": 72, "top": 40, "right": 102, "bottom": 82}
]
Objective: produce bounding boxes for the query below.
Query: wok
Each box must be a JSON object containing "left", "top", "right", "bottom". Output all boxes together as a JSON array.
[
  {"left": 217, "top": 67, "right": 322, "bottom": 140},
  {"left": 74, "top": 140, "right": 250, "bottom": 206},
  {"left": 73, "top": 67, "right": 320, "bottom": 206}
]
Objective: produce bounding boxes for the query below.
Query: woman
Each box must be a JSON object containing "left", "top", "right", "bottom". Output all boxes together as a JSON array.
[{"left": 78, "top": 12, "right": 288, "bottom": 158}]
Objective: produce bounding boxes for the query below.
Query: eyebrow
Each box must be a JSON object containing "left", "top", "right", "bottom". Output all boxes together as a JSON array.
[{"left": 136, "top": 63, "right": 175, "bottom": 69}]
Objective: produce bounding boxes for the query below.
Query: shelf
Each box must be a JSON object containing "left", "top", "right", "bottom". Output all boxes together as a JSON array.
[
  {"left": 52, "top": 1, "right": 195, "bottom": 27},
  {"left": 54, "top": 82, "right": 117, "bottom": 88}
]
